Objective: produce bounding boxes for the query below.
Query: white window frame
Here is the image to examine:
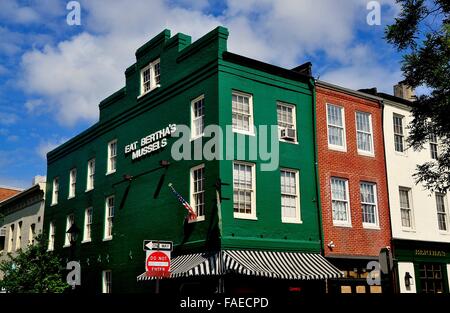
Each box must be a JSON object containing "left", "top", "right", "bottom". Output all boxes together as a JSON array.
[
  {"left": 233, "top": 161, "right": 257, "bottom": 220},
  {"left": 429, "top": 133, "right": 439, "bottom": 160},
  {"left": 64, "top": 214, "right": 75, "bottom": 247},
  {"left": 355, "top": 111, "right": 374, "bottom": 156},
  {"left": 393, "top": 114, "right": 405, "bottom": 153},
  {"left": 436, "top": 193, "right": 449, "bottom": 232},
  {"left": 140, "top": 58, "right": 160, "bottom": 96},
  {"left": 231, "top": 91, "right": 254, "bottom": 136},
  {"left": 277, "top": 102, "right": 297, "bottom": 143},
  {"left": 48, "top": 222, "right": 55, "bottom": 251},
  {"left": 83, "top": 207, "right": 93, "bottom": 242},
  {"left": 102, "top": 270, "right": 112, "bottom": 294},
  {"left": 104, "top": 196, "right": 114, "bottom": 240},
  {"left": 280, "top": 168, "right": 302, "bottom": 223},
  {"left": 51, "top": 177, "right": 59, "bottom": 205},
  {"left": 68, "top": 168, "right": 77, "bottom": 199},
  {"left": 399, "top": 187, "right": 414, "bottom": 230},
  {"left": 15, "top": 221, "right": 21, "bottom": 251},
  {"left": 7, "top": 224, "right": 14, "bottom": 252},
  {"left": 326, "top": 103, "right": 347, "bottom": 151},
  {"left": 107, "top": 139, "right": 117, "bottom": 175},
  {"left": 191, "top": 95, "right": 205, "bottom": 140},
  {"left": 189, "top": 164, "right": 205, "bottom": 222},
  {"left": 331, "top": 177, "right": 352, "bottom": 227},
  {"left": 86, "top": 158, "right": 95, "bottom": 191},
  {"left": 360, "top": 182, "right": 379, "bottom": 229}
]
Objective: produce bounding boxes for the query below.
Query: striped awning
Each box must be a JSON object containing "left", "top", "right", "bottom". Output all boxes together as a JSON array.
[{"left": 137, "top": 250, "right": 342, "bottom": 281}]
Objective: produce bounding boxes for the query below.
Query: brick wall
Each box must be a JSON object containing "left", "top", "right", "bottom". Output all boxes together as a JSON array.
[{"left": 316, "top": 85, "right": 391, "bottom": 258}]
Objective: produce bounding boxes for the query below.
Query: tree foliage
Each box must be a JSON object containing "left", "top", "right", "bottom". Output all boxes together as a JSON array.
[
  {"left": 0, "top": 234, "right": 69, "bottom": 293},
  {"left": 386, "top": 0, "right": 450, "bottom": 192}
]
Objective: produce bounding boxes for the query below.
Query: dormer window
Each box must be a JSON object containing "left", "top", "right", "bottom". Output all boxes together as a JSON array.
[{"left": 140, "top": 58, "right": 160, "bottom": 95}]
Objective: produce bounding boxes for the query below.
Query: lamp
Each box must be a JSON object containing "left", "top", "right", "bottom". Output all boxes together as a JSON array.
[
  {"left": 66, "top": 223, "right": 81, "bottom": 246},
  {"left": 404, "top": 272, "right": 413, "bottom": 287}
]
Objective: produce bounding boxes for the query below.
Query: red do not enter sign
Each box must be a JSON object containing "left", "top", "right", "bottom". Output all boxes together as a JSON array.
[{"left": 146, "top": 250, "right": 170, "bottom": 276}]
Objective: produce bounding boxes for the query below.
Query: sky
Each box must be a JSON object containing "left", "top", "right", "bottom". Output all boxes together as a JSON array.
[{"left": 0, "top": 0, "right": 405, "bottom": 189}]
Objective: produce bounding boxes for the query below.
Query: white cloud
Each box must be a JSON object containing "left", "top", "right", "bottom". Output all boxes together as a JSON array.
[
  {"left": 18, "top": 0, "right": 401, "bottom": 126},
  {"left": 0, "top": 112, "right": 18, "bottom": 125},
  {"left": 0, "top": 0, "right": 40, "bottom": 24},
  {"left": 36, "top": 137, "right": 69, "bottom": 159}
]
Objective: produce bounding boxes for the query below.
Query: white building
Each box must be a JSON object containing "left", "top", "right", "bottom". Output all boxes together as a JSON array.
[{"left": 380, "top": 84, "right": 450, "bottom": 294}]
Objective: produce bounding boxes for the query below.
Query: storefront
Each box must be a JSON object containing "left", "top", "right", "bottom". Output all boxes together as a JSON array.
[{"left": 393, "top": 239, "right": 450, "bottom": 293}]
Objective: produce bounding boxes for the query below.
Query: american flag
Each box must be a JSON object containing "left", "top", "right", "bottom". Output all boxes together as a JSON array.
[{"left": 168, "top": 183, "right": 197, "bottom": 220}]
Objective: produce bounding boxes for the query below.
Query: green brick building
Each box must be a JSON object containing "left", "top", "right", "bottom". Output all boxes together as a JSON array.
[{"left": 44, "top": 26, "right": 341, "bottom": 293}]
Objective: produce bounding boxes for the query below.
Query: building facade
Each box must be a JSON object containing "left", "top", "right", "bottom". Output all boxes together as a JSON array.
[
  {"left": 43, "top": 27, "right": 341, "bottom": 294},
  {"left": 0, "top": 177, "right": 46, "bottom": 280},
  {"left": 380, "top": 89, "right": 450, "bottom": 294},
  {"left": 316, "top": 81, "right": 391, "bottom": 293}
]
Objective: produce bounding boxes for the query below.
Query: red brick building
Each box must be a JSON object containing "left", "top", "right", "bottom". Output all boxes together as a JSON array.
[
  {"left": 0, "top": 187, "right": 22, "bottom": 202},
  {"left": 315, "top": 81, "right": 391, "bottom": 293}
]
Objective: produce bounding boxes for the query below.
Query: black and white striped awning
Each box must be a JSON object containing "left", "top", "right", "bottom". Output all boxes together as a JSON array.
[{"left": 137, "top": 250, "right": 342, "bottom": 281}]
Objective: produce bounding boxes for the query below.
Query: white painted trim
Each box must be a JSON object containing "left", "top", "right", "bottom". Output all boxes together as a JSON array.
[
  {"left": 280, "top": 168, "right": 302, "bottom": 224},
  {"left": 355, "top": 111, "right": 375, "bottom": 157},
  {"left": 326, "top": 103, "right": 347, "bottom": 152},
  {"left": 232, "top": 161, "right": 257, "bottom": 220},
  {"left": 190, "top": 94, "right": 205, "bottom": 140},
  {"left": 277, "top": 101, "right": 298, "bottom": 144},
  {"left": 189, "top": 163, "right": 206, "bottom": 222},
  {"left": 231, "top": 91, "right": 255, "bottom": 136},
  {"left": 331, "top": 177, "right": 352, "bottom": 227}
]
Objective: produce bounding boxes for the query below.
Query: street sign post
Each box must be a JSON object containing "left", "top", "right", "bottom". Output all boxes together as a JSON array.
[
  {"left": 143, "top": 240, "right": 173, "bottom": 251},
  {"left": 143, "top": 240, "right": 173, "bottom": 283}
]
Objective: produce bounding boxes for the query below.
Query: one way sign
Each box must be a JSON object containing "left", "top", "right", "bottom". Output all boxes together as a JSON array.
[{"left": 143, "top": 240, "right": 173, "bottom": 251}]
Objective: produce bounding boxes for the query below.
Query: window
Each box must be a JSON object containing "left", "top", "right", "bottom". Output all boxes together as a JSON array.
[
  {"left": 419, "top": 264, "right": 444, "bottom": 294},
  {"left": 107, "top": 140, "right": 117, "bottom": 174},
  {"left": 232, "top": 92, "right": 253, "bottom": 134},
  {"left": 280, "top": 169, "right": 301, "bottom": 223},
  {"left": 69, "top": 168, "right": 77, "bottom": 198},
  {"left": 104, "top": 196, "right": 115, "bottom": 240},
  {"left": 29, "top": 223, "right": 36, "bottom": 245},
  {"left": 190, "top": 95, "right": 205, "bottom": 139},
  {"left": 393, "top": 114, "right": 405, "bottom": 152},
  {"left": 15, "top": 221, "right": 22, "bottom": 251},
  {"left": 7, "top": 224, "right": 14, "bottom": 252},
  {"left": 102, "top": 270, "right": 112, "bottom": 293},
  {"left": 84, "top": 207, "right": 93, "bottom": 242},
  {"left": 356, "top": 112, "right": 374, "bottom": 154},
  {"left": 331, "top": 177, "right": 351, "bottom": 226},
  {"left": 277, "top": 102, "right": 297, "bottom": 142},
  {"left": 64, "top": 214, "right": 75, "bottom": 246},
  {"left": 436, "top": 193, "right": 448, "bottom": 231},
  {"left": 86, "top": 158, "right": 95, "bottom": 191},
  {"left": 233, "top": 162, "right": 256, "bottom": 219},
  {"left": 190, "top": 164, "right": 205, "bottom": 221},
  {"left": 327, "top": 104, "right": 346, "bottom": 150},
  {"left": 48, "top": 222, "right": 55, "bottom": 251},
  {"left": 430, "top": 133, "right": 438, "bottom": 160},
  {"left": 140, "top": 59, "right": 160, "bottom": 95},
  {"left": 399, "top": 187, "right": 413, "bottom": 228},
  {"left": 52, "top": 177, "right": 59, "bottom": 205},
  {"left": 360, "top": 182, "right": 379, "bottom": 227}
]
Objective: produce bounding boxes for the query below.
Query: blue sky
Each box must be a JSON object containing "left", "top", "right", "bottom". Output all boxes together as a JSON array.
[{"left": 0, "top": 0, "right": 404, "bottom": 189}]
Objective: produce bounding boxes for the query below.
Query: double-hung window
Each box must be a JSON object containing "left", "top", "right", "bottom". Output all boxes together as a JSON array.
[
  {"left": 48, "top": 222, "right": 55, "bottom": 251},
  {"left": 430, "top": 133, "right": 438, "bottom": 160},
  {"left": 360, "top": 182, "right": 379, "bottom": 227},
  {"left": 107, "top": 140, "right": 117, "bottom": 174},
  {"left": 140, "top": 59, "right": 160, "bottom": 95},
  {"left": 102, "top": 270, "right": 112, "bottom": 293},
  {"left": 64, "top": 214, "right": 75, "bottom": 247},
  {"left": 28, "top": 223, "right": 36, "bottom": 246},
  {"left": 69, "top": 168, "right": 77, "bottom": 198},
  {"left": 393, "top": 114, "right": 405, "bottom": 153},
  {"left": 331, "top": 177, "right": 351, "bottom": 226},
  {"left": 86, "top": 159, "right": 95, "bottom": 191},
  {"left": 84, "top": 207, "right": 93, "bottom": 242},
  {"left": 356, "top": 112, "right": 374, "bottom": 155},
  {"left": 277, "top": 102, "right": 297, "bottom": 142},
  {"left": 190, "top": 164, "right": 205, "bottom": 221},
  {"left": 436, "top": 193, "right": 448, "bottom": 231},
  {"left": 280, "top": 169, "right": 301, "bottom": 223},
  {"left": 233, "top": 162, "right": 256, "bottom": 219},
  {"left": 52, "top": 177, "right": 59, "bottom": 205},
  {"left": 399, "top": 187, "right": 413, "bottom": 229},
  {"left": 232, "top": 92, "right": 253, "bottom": 134},
  {"left": 327, "top": 104, "right": 346, "bottom": 150},
  {"left": 104, "top": 196, "right": 115, "bottom": 240},
  {"left": 191, "top": 95, "right": 205, "bottom": 139}
]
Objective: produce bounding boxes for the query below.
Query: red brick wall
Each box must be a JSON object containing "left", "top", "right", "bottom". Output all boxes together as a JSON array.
[
  {"left": 316, "top": 85, "right": 391, "bottom": 258},
  {"left": 0, "top": 188, "right": 21, "bottom": 202}
]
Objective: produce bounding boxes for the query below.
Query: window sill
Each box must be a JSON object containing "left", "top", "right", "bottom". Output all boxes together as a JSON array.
[
  {"left": 282, "top": 219, "right": 303, "bottom": 224},
  {"left": 81, "top": 239, "right": 92, "bottom": 244},
  {"left": 63, "top": 244, "right": 71, "bottom": 248},
  {"left": 357, "top": 151, "right": 375, "bottom": 157},
  {"left": 85, "top": 188, "right": 94, "bottom": 193},
  {"left": 328, "top": 145, "right": 347, "bottom": 153},
  {"left": 233, "top": 213, "right": 258, "bottom": 220},
  {"left": 103, "top": 237, "right": 113, "bottom": 242},
  {"left": 232, "top": 129, "right": 255, "bottom": 137},
  {"left": 438, "top": 231, "right": 450, "bottom": 235},
  {"left": 50, "top": 202, "right": 58, "bottom": 207},
  {"left": 394, "top": 151, "right": 407, "bottom": 157},
  {"left": 188, "top": 216, "right": 205, "bottom": 223},
  {"left": 137, "top": 85, "right": 160, "bottom": 99},
  {"left": 401, "top": 228, "right": 416, "bottom": 233},
  {"left": 106, "top": 170, "right": 116, "bottom": 176},
  {"left": 333, "top": 222, "right": 352, "bottom": 228},
  {"left": 67, "top": 196, "right": 75, "bottom": 200},
  {"left": 279, "top": 138, "right": 298, "bottom": 144},
  {"left": 362, "top": 224, "right": 380, "bottom": 230}
]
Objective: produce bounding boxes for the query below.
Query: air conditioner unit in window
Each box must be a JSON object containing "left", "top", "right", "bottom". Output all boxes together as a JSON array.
[
  {"left": 0, "top": 227, "right": 6, "bottom": 237},
  {"left": 280, "top": 128, "right": 296, "bottom": 141}
]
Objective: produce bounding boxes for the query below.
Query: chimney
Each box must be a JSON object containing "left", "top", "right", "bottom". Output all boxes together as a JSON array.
[
  {"left": 394, "top": 82, "right": 416, "bottom": 101},
  {"left": 32, "top": 175, "right": 46, "bottom": 185}
]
